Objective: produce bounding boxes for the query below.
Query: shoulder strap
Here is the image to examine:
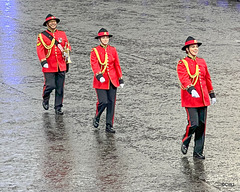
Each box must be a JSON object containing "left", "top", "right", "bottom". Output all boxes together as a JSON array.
[
  {"left": 42, "top": 31, "right": 59, "bottom": 46},
  {"left": 41, "top": 31, "right": 64, "bottom": 52},
  {"left": 182, "top": 58, "right": 199, "bottom": 78},
  {"left": 93, "top": 48, "right": 106, "bottom": 66},
  {"left": 92, "top": 47, "right": 108, "bottom": 74},
  {"left": 181, "top": 58, "right": 199, "bottom": 87}
]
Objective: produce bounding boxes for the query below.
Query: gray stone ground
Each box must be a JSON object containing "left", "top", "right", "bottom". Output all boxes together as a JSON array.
[{"left": 1, "top": 0, "right": 240, "bottom": 191}]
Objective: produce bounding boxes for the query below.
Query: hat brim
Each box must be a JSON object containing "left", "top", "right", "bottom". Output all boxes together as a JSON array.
[
  {"left": 182, "top": 42, "right": 202, "bottom": 51},
  {"left": 95, "top": 34, "right": 113, "bottom": 39},
  {"left": 43, "top": 18, "right": 60, "bottom": 26}
]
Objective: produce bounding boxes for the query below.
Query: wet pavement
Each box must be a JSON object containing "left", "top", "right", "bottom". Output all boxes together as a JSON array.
[{"left": 1, "top": 0, "right": 240, "bottom": 191}]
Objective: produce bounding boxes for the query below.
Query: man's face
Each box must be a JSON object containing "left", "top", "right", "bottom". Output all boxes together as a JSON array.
[
  {"left": 100, "top": 36, "right": 110, "bottom": 45},
  {"left": 47, "top": 19, "right": 57, "bottom": 30},
  {"left": 186, "top": 44, "right": 199, "bottom": 56}
]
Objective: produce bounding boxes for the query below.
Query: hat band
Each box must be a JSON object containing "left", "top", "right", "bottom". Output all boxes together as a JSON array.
[
  {"left": 45, "top": 16, "right": 57, "bottom": 22},
  {"left": 98, "top": 32, "right": 109, "bottom": 37},
  {"left": 185, "top": 40, "right": 198, "bottom": 46}
]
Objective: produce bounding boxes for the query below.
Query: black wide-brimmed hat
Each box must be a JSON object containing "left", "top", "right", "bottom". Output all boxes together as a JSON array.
[
  {"left": 43, "top": 14, "right": 60, "bottom": 26},
  {"left": 95, "top": 28, "right": 113, "bottom": 39},
  {"left": 182, "top": 36, "right": 202, "bottom": 51}
]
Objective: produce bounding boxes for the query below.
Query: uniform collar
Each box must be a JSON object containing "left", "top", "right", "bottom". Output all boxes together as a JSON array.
[
  {"left": 187, "top": 54, "right": 197, "bottom": 60},
  {"left": 47, "top": 28, "right": 57, "bottom": 33},
  {"left": 100, "top": 43, "right": 108, "bottom": 49}
]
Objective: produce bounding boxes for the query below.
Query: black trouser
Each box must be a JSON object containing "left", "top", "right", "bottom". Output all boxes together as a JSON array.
[
  {"left": 43, "top": 71, "right": 65, "bottom": 109},
  {"left": 182, "top": 107, "right": 207, "bottom": 154},
  {"left": 95, "top": 83, "right": 117, "bottom": 127}
]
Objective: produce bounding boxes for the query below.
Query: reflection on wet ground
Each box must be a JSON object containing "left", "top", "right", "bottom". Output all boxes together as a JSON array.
[
  {"left": 42, "top": 114, "right": 72, "bottom": 190},
  {"left": 94, "top": 131, "right": 124, "bottom": 191},
  {"left": 181, "top": 157, "right": 208, "bottom": 190},
  {"left": 0, "top": 0, "right": 240, "bottom": 191}
]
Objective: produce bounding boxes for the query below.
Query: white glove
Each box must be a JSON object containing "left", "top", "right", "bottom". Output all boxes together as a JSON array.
[
  {"left": 211, "top": 98, "right": 216, "bottom": 105},
  {"left": 63, "top": 52, "right": 68, "bottom": 60},
  {"left": 63, "top": 52, "right": 68, "bottom": 57},
  {"left": 100, "top": 77, "right": 105, "bottom": 83},
  {"left": 43, "top": 63, "right": 49, "bottom": 68},
  {"left": 120, "top": 84, "right": 124, "bottom": 88},
  {"left": 191, "top": 90, "right": 200, "bottom": 98}
]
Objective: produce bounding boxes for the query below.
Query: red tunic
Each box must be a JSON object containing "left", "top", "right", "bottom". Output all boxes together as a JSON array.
[
  {"left": 177, "top": 56, "right": 214, "bottom": 107},
  {"left": 36, "top": 29, "right": 71, "bottom": 72},
  {"left": 90, "top": 45, "right": 123, "bottom": 89}
]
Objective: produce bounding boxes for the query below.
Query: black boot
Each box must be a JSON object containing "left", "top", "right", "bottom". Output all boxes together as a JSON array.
[
  {"left": 181, "top": 143, "right": 188, "bottom": 155},
  {"left": 42, "top": 100, "right": 49, "bottom": 110},
  {"left": 55, "top": 108, "right": 64, "bottom": 115},
  {"left": 93, "top": 117, "right": 100, "bottom": 128},
  {"left": 106, "top": 124, "right": 115, "bottom": 133},
  {"left": 193, "top": 152, "right": 205, "bottom": 159}
]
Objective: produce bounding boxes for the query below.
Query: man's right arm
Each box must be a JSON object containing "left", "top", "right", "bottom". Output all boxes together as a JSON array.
[{"left": 36, "top": 34, "right": 48, "bottom": 68}]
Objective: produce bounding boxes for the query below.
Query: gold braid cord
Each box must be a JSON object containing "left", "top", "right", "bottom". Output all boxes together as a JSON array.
[
  {"left": 180, "top": 59, "right": 199, "bottom": 90},
  {"left": 93, "top": 48, "right": 108, "bottom": 74},
  {"left": 38, "top": 33, "right": 55, "bottom": 58}
]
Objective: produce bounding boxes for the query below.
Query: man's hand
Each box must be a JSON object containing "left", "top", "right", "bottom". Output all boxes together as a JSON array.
[
  {"left": 96, "top": 74, "right": 105, "bottom": 83},
  {"left": 211, "top": 98, "right": 217, "bottom": 105},
  {"left": 191, "top": 90, "right": 200, "bottom": 98},
  {"left": 63, "top": 51, "right": 68, "bottom": 61},
  {"left": 43, "top": 63, "right": 49, "bottom": 68},
  {"left": 119, "top": 79, "right": 124, "bottom": 88},
  {"left": 100, "top": 77, "right": 105, "bottom": 83}
]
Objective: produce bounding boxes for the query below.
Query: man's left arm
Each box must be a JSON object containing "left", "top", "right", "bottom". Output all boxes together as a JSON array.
[
  {"left": 204, "top": 62, "right": 216, "bottom": 104},
  {"left": 63, "top": 32, "right": 71, "bottom": 71},
  {"left": 113, "top": 47, "right": 124, "bottom": 87}
]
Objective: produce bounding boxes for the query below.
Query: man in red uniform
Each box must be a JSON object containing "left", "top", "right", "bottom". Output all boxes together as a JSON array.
[
  {"left": 90, "top": 28, "right": 124, "bottom": 133},
  {"left": 37, "top": 14, "right": 71, "bottom": 115},
  {"left": 177, "top": 36, "right": 216, "bottom": 159}
]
